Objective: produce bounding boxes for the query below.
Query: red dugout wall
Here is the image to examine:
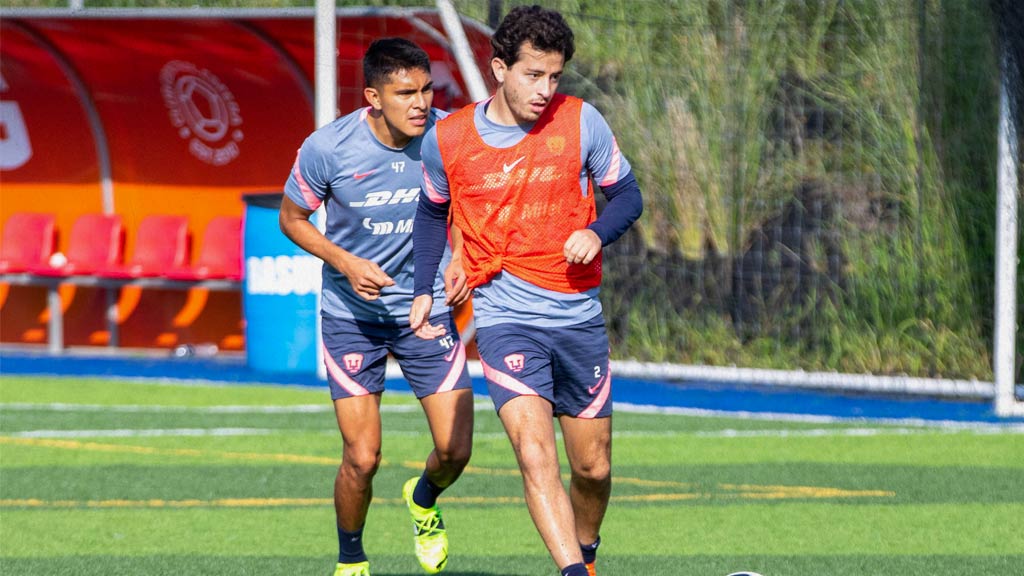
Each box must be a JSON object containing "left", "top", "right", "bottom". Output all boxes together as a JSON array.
[{"left": 0, "top": 10, "right": 491, "bottom": 351}]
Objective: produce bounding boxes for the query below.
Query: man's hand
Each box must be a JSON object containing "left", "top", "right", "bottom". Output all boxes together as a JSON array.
[
  {"left": 409, "top": 294, "right": 446, "bottom": 339},
  {"left": 339, "top": 257, "right": 395, "bottom": 301},
  {"left": 443, "top": 257, "right": 471, "bottom": 307},
  {"left": 563, "top": 229, "right": 602, "bottom": 265}
]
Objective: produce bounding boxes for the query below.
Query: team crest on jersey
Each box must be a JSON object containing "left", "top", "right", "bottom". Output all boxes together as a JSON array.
[
  {"left": 546, "top": 136, "right": 566, "bottom": 155},
  {"left": 342, "top": 353, "right": 364, "bottom": 373},
  {"left": 504, "top": 353, "right": 525, "bottom": 373}
]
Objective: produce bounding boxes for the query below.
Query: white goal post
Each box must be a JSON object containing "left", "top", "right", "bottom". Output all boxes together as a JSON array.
[{"left": 994, "top": 51, "right": 1023, "bottom": 417}]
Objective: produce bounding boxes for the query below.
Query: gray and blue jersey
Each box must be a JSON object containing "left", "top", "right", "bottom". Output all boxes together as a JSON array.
[
  {"left": 285, "top": 107, "right": 451, "bottom": 324},
  {"left": 420, "top": 100, "right": 632, "bottom": 329}
]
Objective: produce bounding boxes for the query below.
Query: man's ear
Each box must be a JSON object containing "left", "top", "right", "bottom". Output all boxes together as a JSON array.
[
  {"left": 364, "top": 86, "right": 381, "bottom": 110},
  {"left": 490, "top": 58, "right": 507, "bottom": 84}
]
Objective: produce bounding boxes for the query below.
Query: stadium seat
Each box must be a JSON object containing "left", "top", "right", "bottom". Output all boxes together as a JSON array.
[
  {"left": 97, "top": 215, "right": 190, "bottom": 279},
  {"left": 27, "top": 213, "right": 124, "bottom": 276},
  {"left": 0, "top": 212, "right": 57, "bottom": 273},
  {"left": 163, "top": 216, "right": 242, "bottom": 281}
]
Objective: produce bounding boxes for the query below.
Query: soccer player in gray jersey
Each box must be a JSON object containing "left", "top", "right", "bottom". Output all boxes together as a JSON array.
[{"left": 280, "top": 38, "right": 473, "bottom": 576}]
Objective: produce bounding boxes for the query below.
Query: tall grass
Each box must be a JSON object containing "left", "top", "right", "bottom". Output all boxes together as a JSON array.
[{"left": 544, "top": 0, "right": 996, "bottom": 378}]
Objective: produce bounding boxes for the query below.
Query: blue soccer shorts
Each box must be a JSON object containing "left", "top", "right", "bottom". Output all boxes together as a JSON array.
[
  {"left": 475, "top": 313, "right": 612, "bottom": 418},
  {"left": 321, "top": 312, "right": 471, "bottom": 400}
]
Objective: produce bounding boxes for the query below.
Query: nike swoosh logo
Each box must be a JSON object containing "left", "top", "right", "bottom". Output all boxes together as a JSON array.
[
  {"left": 444, "top": 343, "right": 460, "bottom": 362},
  {"left": 502, "top": 156, "right": 526, "bottom": 173},
  {"left": 353, "top": 170, "right": 376, "bottom": 180},
  {"left": 588, "top": 374, "right": 606, "bottom": 395}
]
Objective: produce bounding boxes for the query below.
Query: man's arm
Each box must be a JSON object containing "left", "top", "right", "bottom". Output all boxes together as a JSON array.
[
  {"left": 278, "top": 196, "right": 394, "bottom": 300},
  {"left": 587, "top": 172, "right": 643, "bottom": 246},
  {"left": 409, "top": 127, "right": 453, "bottom": 337},
  {"left": 409, "top": 192, "right": 451, "bottom": 337},
  {"left": 564, "top": 105, "right": 644, "bottom": 264},
  {"left": 443, "top": 224, "right": 470, "bottom": 306},
  {"left": 563, "top": 173, "right": 642, "bottom": 264}
]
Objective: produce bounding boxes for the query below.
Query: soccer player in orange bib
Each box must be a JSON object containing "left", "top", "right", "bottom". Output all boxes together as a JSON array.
[{"left": 409, "top": 7, "right": 643, "bottom": 575}]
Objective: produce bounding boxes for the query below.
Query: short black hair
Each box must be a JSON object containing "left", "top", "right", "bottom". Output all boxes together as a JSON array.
[
  {"left": 491, "top": 5, "right": 575, "bottom": 67},
  {"left": 363, "top": 38, "right": 431, "bottom": 89}
]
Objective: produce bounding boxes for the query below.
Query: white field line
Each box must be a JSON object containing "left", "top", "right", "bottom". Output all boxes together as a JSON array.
[
  {"left": 7, "top": 428, "right": 276, "bottom": 438},
  {"left": 614, "top": 402, "right": 1024, "bottom": 430},
  {"left": 4, "top": 401, "right": 1023, "bottom": 435},
  {"left": 0, "top": 401, "right": 495, "bottom": 413},
  {"left": 1, "top": 402, "right": 334, "bottom": 413},
  {"left": 5, "top": 425, "right": 1022, "bottom": 441}
]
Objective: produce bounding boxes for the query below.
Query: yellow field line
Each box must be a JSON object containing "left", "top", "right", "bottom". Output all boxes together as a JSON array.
[
  {"left": 1, "top": 436, "right": 894, "bottom": 505},
  {"left": 0, "top": 436, "right": 338, "bottom": 465},
  {"left": 0, "top": 484, "right": 887, "bottom": 510}
]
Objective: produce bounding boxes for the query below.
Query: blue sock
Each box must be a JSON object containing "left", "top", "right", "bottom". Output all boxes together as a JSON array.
[
  {"left": 412, "top": 472, "right": 445, "bottom": 509},
  {"left": 561, "top": 563, "right": 589, "bottom": 576},
  {"left": 337, "top": 525, "right": 367, "bottom": 564},
  {"left": 581, "top": 536, "right": 601, "bottom": 564}
]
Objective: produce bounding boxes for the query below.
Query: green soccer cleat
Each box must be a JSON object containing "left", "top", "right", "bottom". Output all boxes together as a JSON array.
[
  {"left": 402, "top": 476, "right": 449, "bottom": 574},
  {"left": 332, "top": 561, "right": 370, "bottom": 576}
]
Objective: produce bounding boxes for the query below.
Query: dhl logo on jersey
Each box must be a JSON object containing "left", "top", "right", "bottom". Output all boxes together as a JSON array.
[{"left": 467, "top": 165, "right": 559, "bottom": 193}]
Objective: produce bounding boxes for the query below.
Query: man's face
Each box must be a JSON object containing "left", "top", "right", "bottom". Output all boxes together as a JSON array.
[
  {"left": 365, "top": 67, "right": 433, "bottom": 144},
  {"left": 494, "top": 42, "right": 564, "bottom": 124}
]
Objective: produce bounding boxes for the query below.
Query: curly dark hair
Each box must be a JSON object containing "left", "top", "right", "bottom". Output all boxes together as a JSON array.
[
  {"left": 363, "top": 37, "right": 431, "bottom": 89},
  {"left": 491, "top": 5, "right": 575, "bottom": 67}
]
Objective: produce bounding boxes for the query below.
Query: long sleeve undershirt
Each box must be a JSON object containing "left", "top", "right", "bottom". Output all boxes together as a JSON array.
[{"left": 412, "top": 171, "right": 641, "bottom": 297}]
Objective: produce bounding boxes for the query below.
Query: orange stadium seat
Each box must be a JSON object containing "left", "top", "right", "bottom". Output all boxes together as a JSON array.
[
  {"left": 97, "top": 215, "right": 190, "bottom": 279},
  {"left": 164, "top": 216, "right": 242, "bottom": 282},
  {"left": 27, "top": 213, "right": 124, "bottom": 277},
  {"left": 0, "top": 212, "right": 57, "bottom": 274}
]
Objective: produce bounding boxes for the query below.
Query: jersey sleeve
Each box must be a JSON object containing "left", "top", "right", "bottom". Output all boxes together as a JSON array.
[
  {"left": 580, "top": 102, "right": 643, "bottom": 246},
  {"left": 580, "top": 102, "right": 632, "bottom": 187},
  {"left": 413, "top": 124, "right": 452, "bottom": 297},
  {"left": 283, "top": 131, "right": 332, "bottom": 211},
  {"left": 419, "top": 127, "right": 451, "bottom": 204}
]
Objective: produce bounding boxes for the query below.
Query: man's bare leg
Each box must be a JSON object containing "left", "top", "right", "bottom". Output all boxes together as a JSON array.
[
  {"left": 333, "top": 393, "right": 383, "bottom": 531},
  {"left": 559, "top": 415, "right": 612, "bottom": 551},
  {"left": 499, "top": 395, "right": 585, "bottom": 569},
  {"left": 418, "top": 387, "right": 474, "bottom": 488}
]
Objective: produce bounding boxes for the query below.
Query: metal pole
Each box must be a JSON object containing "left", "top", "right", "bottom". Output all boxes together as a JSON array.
[
  {"left": 315, "top": 0, "right": 337, "bottom": 129},
  {"left": 313, "top": 0, "right": 336, "bottom": 380},
  {"left": 994, "top": 51, "right": 1022, "bottom": 417},
  {"left": 435, "top": 0, "right": 490, "bottom": 102},
  {"left": 47, "top": 285, "right": 63, "bottom": 353}
]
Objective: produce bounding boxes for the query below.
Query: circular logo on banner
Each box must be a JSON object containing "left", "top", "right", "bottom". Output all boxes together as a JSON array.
[{"left": 160, "top": 60, "right": 243, "bottom": 166}]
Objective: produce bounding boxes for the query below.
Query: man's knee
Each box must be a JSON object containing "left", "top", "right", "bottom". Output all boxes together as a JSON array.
[
  {"left": 342, "top": 446, "right": 382, "bottom": 478},
  {"left": 514, "top": 437, "right": 560, "bottom": 477},
  {"left": 571, "top": 455, "right": 611, "bottom": 485}
]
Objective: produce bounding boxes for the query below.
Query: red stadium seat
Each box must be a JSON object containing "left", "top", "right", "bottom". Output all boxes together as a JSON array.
[
  {"left": 0, "top": 212, "right": 57, "bottom": 273},
  {"left": 97, "top": 215, "right": 190, "bottom": 279},
  {"left": 27, "top": 213, "right": 123, "bottom": 277},
  {"left": 164, "top": 216, "right": 242, "bottom": 281}
]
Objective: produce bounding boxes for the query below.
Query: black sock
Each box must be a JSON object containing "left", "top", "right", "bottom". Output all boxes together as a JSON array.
[
  {"left": 581, "top": 536, "right": 601, "bottom": 564},
  {"left": 561, "top": 563, "right": 589, "bottom": 576},
  {"left": 337, "top": 525, "right": 367, "bottom": 564},
  {"left": 412, "top": 472, "right": 445, "bottom": 509}
]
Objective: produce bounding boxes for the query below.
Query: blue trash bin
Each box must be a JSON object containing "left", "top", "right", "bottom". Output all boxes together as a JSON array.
[{"left": 242, "top": 192, "right": 322, "bottom": 374}]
